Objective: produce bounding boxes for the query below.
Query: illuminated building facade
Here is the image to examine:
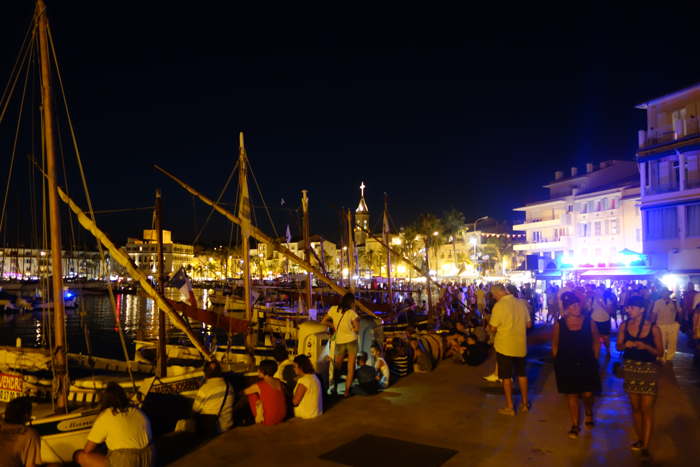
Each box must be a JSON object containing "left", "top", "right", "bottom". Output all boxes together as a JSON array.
[
  {"left": 513, "top": 160, "right": 642, "bottom": 272},
  {"left": 0, "top": 248, "right": 106, "bottom": 280},
  {"left": 636, "top": 83, "right": 700, "bottom": 278},
  {"left": 123, "top": 229, "right": 194, "bottom": 276}
]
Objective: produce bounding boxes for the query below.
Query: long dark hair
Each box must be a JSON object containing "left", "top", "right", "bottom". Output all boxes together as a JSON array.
[
  {"left": 293, "top": 354, "right": 315, "bottom": 374},
  {"left": 101, "top": 382, "right": 131, "bottom": 415},
  {"left": 340, "top": 292, "right": 355, "bottom": 312}
]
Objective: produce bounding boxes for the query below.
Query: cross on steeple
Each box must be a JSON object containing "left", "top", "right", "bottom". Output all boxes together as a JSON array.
[{"left": 360, "top": 181, "right": 366, "bottom": 198}]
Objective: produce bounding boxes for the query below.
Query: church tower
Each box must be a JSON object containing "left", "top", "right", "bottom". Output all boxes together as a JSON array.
[{"left": 354, "top": 181, "right": 369, "bottom": 246}]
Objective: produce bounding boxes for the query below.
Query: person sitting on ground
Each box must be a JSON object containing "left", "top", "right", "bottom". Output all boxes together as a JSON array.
[
  {"left": 292, "top": 354, "right": 323, "bottom": 419},
  {"left": 352, "top": 352, "right": 379, "bottom": 395},
  {"left": 0, "top": 396, "right": 52, "bottom": 467},
  {"left": 462, "top": 334, "right": 490, "bottom": 366},
  {"left": 271, "top": 343, "right": 297, "bottom": 389},
  {"left": 386, "top": 337, "right": 410, "bottom": 382},
  {"left": 243, "top": 359, "right": 287, "bottom": 425},
  {"left": 75, "top": 382, "right": 154, "bottom": 467},
  {"left": 191, "top": 361, "right": 233, "bottom": 435},
  {"left": 370, "top": 343, "right": 390, "bottom": 389},
  {"left": 409, "top": 337, "right": 433, "bottom": 372}
]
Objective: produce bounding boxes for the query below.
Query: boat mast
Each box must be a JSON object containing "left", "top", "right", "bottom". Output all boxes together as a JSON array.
[
  {"left": 155, "top": 189, "right": 167, "bottom": 378},
  {"left": 301, "top": 190, "right": 312, "bottom": 314},
  {"left": 238, "top": 133, "right": 253, "bottom": 322},
  {"left": 37, "top": 0, "right": 68, "bottom": 411},
  {"left": 383, "top": 193, "right": 393, "bottom": 307}
]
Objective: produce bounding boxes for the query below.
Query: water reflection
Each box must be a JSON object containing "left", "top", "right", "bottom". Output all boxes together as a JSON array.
[{"left": 0, "top": 289, "right": 220, "bottom": 360}]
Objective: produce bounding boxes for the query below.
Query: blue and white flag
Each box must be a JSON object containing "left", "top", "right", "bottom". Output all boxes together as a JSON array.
[{"left": 169, "top": 267, "right": 197, "bottom": 307}]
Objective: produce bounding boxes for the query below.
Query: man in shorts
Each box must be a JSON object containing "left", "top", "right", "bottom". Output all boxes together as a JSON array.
[{"left": 488, "top": 283, "right": 532, "bottom": 416}]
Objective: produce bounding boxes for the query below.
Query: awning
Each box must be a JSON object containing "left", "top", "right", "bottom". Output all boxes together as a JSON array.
[
  {"left": 579, "top": 268, "right": 659, "bottom": 280},
  {"left": 535, "top": 270, "right": 562, "bottom": 280}
]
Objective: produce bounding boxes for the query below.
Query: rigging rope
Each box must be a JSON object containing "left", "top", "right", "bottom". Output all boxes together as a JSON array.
[
  {"left": 48, "top": 26, "right": 137, "bottom": 392},
  {"left": 192, "top": 159, "right": 239, "bottom": 245},
  {"left": 0, "top": 19, "right": 35, "bottom": 127}
]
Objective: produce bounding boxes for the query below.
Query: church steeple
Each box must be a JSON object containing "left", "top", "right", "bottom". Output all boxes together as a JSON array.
[{"left": 354, "top": 181, "right": 370, "bottom": 245}]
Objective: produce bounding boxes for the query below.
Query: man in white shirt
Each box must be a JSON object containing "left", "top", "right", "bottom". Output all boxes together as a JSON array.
[
  {"left": 321, "top": 293, "right": 360, "bottom": 397},
  {"left": 192, "top": 361, "right": 233, "bottom": 434},
  {"left": 488, "top": 283, "right": 532, "bottom": 416},
  {"left": 651, "top": 288, "right": 680, "bottom": 362}
]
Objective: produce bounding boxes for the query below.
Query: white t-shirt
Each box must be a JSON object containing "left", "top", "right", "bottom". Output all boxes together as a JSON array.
[
  {"left": 192, "top": 377, "right": 233, "bottom": 432},
  {"left": 87, "top": 407, "right": 151, "bottom": 451},
  {"left": 590, "top": 292, "right": 610, "bottom": 323},
  {"left": 294, "top": 373, "right": 323, "bottom": 419},
  {"left": 489, "top": 294, "right": 530, "bottom": 357},
  {"left": 375, "top": 357, "right": 390, "bottom": 388},
  {"left": 326, "top": 306, "right": 359, "bottom": 344}
]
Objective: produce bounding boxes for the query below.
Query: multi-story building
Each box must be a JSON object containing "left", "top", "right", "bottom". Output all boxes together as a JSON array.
[
  {"left": 123, "top": 229, "right": 194, "bottom": 277},
  {"left": 0, "top": 248, "right": 106, "bottom": 280},
  {"left": 513, "top": 160, "right": 642, "bottom": 273},
  {"left": 252, "top": 237, "right": 339, "bottom": 277},
  {"left": 636, "top": 83, "right": 700, "bottom": 279}
]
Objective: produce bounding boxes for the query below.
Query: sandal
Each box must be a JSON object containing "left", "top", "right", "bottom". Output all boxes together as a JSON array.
[
  {"left": 584, "top": 413, "right": 595, "bottom": 428},
  {"left": 630, "top": 441, "right": 643, "bottom": 451},
  {"left": 568, "top": 425, "right": 580, "bottom": 439}
]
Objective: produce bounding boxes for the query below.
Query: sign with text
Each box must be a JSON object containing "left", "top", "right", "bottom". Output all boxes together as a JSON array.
[{"left": 0, "top": 373, "right": 23, "bottom": 402}]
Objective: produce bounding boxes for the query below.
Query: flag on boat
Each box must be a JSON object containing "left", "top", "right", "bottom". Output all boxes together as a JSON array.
[
  {"left": 285, "top": 224, "right": 292, "bottom": 244},
  {"left": 169, "top": 267, "right": 197, "bottom": 307},
  {"left": 238, "top": 133, "right": 252, "bottom": 230},
  {"left": 281, "top": 198, "right": 286, "bottom": 206}
]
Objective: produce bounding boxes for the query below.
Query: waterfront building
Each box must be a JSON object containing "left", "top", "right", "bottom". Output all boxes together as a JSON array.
[
  {"left": 123, "top": 229, "right": 194, "bottom": 277},
  {"left": 513, "top": 160, "right": 642, "bottom": 277},
  {"left": 636, "top": 83, "right": 700, "bottom": 282},
  {"left": 251, "top": 237, "right": 339, "bottom": 277},
  {"left": 0, "top": 247, "right": 106, "bottom": 280}
]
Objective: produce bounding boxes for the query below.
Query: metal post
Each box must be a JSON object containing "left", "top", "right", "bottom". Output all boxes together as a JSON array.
[{"left": 155, "top": 189, "right": 167, "bottom": 378}]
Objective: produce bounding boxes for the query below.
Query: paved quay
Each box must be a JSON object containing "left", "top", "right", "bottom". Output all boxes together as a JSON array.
[{"left": 168, "top": 329, "right": 700, "bottom": 467}]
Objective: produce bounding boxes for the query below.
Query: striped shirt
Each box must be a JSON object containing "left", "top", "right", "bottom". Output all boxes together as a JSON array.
[{"left": 192, "top": 377, "right": 233, "bottom": 432}]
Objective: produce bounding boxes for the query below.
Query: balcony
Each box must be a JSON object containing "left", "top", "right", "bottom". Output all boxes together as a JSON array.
[
  {"left": 513, "top": 239, "right": 564, "bottom": 252},
  {"left": 513, "top": 217, "right": 562, "bottom": 231}
]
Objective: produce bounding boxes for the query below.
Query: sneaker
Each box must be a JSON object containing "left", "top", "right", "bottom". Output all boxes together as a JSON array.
[
  {"left": 568, "top": 425, "right": 580, "bottom": 439},
  {"left": 630, "top": 441, "right": 643, "bottom": 451},
  {"left": 483, "top": 374, "right": 500, "bottom": 382},
  {"left": 497, "top": 407, "right": 515, "bottom": 416}
]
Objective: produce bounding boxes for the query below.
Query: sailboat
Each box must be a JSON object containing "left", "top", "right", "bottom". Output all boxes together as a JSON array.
[{"left": 0, "top": 2, "right": 231, "bottom": 462}]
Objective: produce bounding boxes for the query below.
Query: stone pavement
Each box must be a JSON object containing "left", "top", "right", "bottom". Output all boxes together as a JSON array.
[{"left": 168, "top": 329, "right": 700, "bottom": 466}]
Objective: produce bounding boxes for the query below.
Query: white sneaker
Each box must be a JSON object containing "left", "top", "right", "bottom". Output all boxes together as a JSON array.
[{"left": 482, "top": 374, "right": 500, "bottom": 382}]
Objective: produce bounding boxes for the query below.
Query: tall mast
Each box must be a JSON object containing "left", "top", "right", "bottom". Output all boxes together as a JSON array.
[
  {"left": 154, "top": 189, "right": 167, "bottom": 378},
  {"left": 346, "top": 209, "right": 355, "bottom": 293},
  {"left": 37, "top": 0, "right": 68, "bottom": 411},
  {"left": 383, "top": 193, "right": 393, "bottom": 307},
  {"left": 301, "top": 190, "right": 312, "bottom": 315},
  {"left": 238, "top": 133, "right": 252, "bottom": 322}
]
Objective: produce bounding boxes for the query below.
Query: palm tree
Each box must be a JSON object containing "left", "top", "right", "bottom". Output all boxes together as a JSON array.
[
  {"left": 442, "top": 208, "right": 465, "bottom": 275},
  {"left": 481, "top": 234, "right": 514, "bottom": 275},
  {"left": 414, "top": 213, "right": 443, "bottom": 276}
]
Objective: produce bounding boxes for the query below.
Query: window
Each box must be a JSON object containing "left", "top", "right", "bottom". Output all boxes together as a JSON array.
[
  {"left": 644, "top": 206, "right": 678, "bottom": 240},
  {"left": 594, "top": 222, "right": 601, "bottom": 236},
  {"left": 636, "top": 228, "right": 641, "bottom": 242},
  {"left": 600, "top": 198, "right": 608, "bottom": 211},
  {"left": 686, "top": 154, "right": 700, "bottom": 189},
  {"left": 587, "top": 200, "right": 595, "bottom": 213},
  {"left": 579, "top": 203, "right": 587, "bottom": 214},
  {"left": 610, "top": 198, "right": 617, "bottom": 209},
  {"left": 687, "top": 204, "right": 700, "bottom": 237},
  {"left": 604, "top": 220, "right": 610, "bottom": 235},
  {"left": 610, "top": 219, "right": 618, "bottom": 235},
  {"left": 672, "top": 108, "right": 688, "bottom": 139}
]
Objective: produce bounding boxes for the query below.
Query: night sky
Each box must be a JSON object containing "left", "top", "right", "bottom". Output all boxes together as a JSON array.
[{"left": 1, "top": 2, "right": 699, "bottom": 247}]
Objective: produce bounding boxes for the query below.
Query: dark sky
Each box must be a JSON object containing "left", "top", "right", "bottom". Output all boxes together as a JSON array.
[{"left": 1, "top": 2, "right": 699, "bottom": 247}]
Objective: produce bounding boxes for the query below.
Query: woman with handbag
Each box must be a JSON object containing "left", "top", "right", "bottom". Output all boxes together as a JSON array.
[
  {"left": 616, "top": 296, "right": 663, "bottom": 460},
  {"left": 552, "top": 292, "right": 601, "bottom": 439}
]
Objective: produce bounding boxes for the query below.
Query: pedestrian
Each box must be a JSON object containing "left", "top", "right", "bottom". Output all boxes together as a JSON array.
[
  {"left": 0, "top": 396, "right": 43, "bottom": 467},
  {"left": 75, "top": 382, "right": 154, "bottom": 466},
  {"left": 552, "top": 292, "right": 601, "bottom": 439},
  {"left": 651, "top": 288, "right": 680, "bottom": 362},
  {"left": 488, "top": 283, "right": 532, "bottom": 415},
  {"left": 617, "top": 296, "right": 663, "bottom": 460},
  {"left": 292, "top": 354, "right": 323, "bottom": 419},
  {"left": 191, "top": 360, "right": 233, "bottom": 435},
  {"left": 321, "top": 292, "right": 360, "bottom": 397},
  {"left": 590, "top": 286, "right": 612, "bottom": 356}
]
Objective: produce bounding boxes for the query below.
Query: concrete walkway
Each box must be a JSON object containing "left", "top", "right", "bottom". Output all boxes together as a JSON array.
[{"left": 169, "top": 331, "right": 700, "bottom": 466}]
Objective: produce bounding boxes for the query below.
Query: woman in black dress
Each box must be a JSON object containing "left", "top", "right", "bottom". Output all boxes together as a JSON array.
[{"left": 552, "top": 292, "right": 601, "bottom": 439}]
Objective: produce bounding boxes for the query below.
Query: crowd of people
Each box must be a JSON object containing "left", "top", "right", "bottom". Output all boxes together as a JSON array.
[{"left": 4, "top": 279, "right": 700, "bottom": 466}]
